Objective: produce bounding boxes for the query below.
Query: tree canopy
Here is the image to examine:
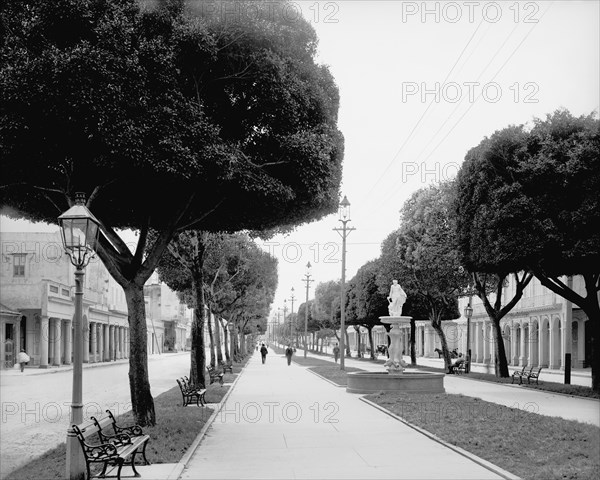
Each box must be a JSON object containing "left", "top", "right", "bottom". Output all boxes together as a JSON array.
[
  {"left": 454, "top": 109, "right": 600, "bottom": 388},
  {"left": 1, "top": 0, "right": 344, "bottom": 232}
]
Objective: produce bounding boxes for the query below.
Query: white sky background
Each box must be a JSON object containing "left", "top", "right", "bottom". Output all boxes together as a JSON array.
[{"left": 1, "top": 1, "right": 599, "bottom": 322}]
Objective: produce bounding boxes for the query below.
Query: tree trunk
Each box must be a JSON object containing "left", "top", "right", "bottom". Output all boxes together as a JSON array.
[
  {"left": 430, "top": 312, "right": 452, "bottom": 373},
  {"left": 588, "top": 317, "right": 599, "bottom": 392},
  {"left": 219, "top": 317, "right": 230, "bottom": 362},
  {"left": 214, "top": 315, "right": 223, "bottom": 365},
  {"left": 189, "top": 267, "right": 207, "bottom": 389},
  {"left": 124, "top": 285, "right": 155, "bottom": 426},
  {"left": 207, "top": 311, "right": 216, "bottom": 368},
  {"left": 240, "top": 327, "right": 246, "bottom": 355},
  {"left": 474, "top": 272, "right": 533, "bottom": 378},
  {"left": 410, "top": 318, "right": 417, "bottom": 365},
  {"left": 344, "top": 330, "right": 351, "bottom": 357},
  {"left": 232, "top": 324, "right": 240, "bottom": 361},
  {"left": 491, "top": 319, "right": 509, "bottom": 377},
  {"left": 354, "top": 326, "right": 362, "bottom": 358},
  {"left": 533, "top": 271, "right": 600, "bottom": 392}
]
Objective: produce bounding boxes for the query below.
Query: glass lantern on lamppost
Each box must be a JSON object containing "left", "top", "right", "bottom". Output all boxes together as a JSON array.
[
  {"left": 58, "top": 192, "right": 101, "bottom": 480},
  {"left": 464, "top": 303, "right": 473, "bottom": 373},
  {"left": 333, "top": 195, "right": 355, "bottom": 370}
]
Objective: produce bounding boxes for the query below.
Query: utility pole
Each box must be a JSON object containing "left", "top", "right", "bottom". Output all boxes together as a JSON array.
[
  {"left": 289, "top": 287, "right": 296, "bottom": 347},
  {"left": 333, "top": 195, "right": 355, "bottom": 370},
  {"left": 283, "top": 301, "right": 288, "bottom": 343},
  {"left": 303, "top": 262, "right": 314, "bottom": 358}
]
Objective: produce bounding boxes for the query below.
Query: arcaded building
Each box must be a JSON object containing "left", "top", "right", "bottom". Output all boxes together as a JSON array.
[{"left": 1, "top": 231, "right": 190, "bottom": 370}]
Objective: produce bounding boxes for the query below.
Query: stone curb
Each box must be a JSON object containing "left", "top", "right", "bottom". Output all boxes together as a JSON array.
[
  {"left": 359, "top": 396, "right": 521, "bottom": 480},
  {"left": 168, "top": 361, "right": 248, "bottom": 480},
  {"left": 0, "top": 352, "right": 189, "bottom": 377},
  {"left": 458, "top": 376, "right": 600, "bottom": 403},
  {"left": 304, "top": 365, "right": 347, "bottom": 388}
]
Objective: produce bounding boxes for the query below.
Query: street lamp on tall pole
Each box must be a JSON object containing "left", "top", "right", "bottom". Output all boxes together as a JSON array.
[
  {"left": 277, "top": 307, "right": 281, "bottom": 345},
  {"left": 333, "top": 195, "right": 355, "bottom": 371},
  {"left": 464, "top": 299, "right": 473, "bottom": 374},
  {"left": 289, "top": 287, "right": 296, "bottom": 347},
  {"left": 302, "top": 262, "right": 314, "bottom": 358},
  {"left": 59, "top": 193, "right": 101, "bottom": 480},
  {"left": 459, "top": 266, "right": 476, "bottom": 374},
  {"left": 283, "top": 301, "right": 288, "bottom": 343}
]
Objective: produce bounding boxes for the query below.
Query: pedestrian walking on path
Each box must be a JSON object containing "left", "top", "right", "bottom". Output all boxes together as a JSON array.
[
  {"left": 333, "top": 343, "right": 340, "bottom": 363},
  {"left": 285, "top": 344, "right": 293, "bottom": 365},
  {"left": 260, "top": 343, "right": 268, "bottom": 364},
  {"left": 17, "top": 349, "right": 30, "bottom": 372}
]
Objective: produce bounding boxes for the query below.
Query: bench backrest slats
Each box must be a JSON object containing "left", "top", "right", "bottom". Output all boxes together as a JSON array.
[{"left": 77, "top": 422, "right": 101, "bottom": 439}]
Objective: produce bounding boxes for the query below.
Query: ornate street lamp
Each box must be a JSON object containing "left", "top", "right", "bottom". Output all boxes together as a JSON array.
[
  {"left": 59, "top": 192, "right": 101, "bottom": 480},
  {"left": 333, "top": 195, "right": 355, "bottom": 370},
  {"left": 464, "top": 302, "right": 473, "bottom": 373},
  {"left": 302, "top": 262, "right": 314, "bottom": 358}
]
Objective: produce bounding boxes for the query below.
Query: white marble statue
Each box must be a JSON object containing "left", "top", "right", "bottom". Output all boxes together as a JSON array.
[{"left": 387, "top": 279, "right": 407, "bottom": 317}]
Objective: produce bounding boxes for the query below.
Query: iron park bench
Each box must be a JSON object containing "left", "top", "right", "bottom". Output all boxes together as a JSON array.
[
  {"left": 220, "top": 361, "right": 233, "bottom": 374},
  {"left": 512, "top": 365, "right": 533, "bottom": 384},
  {"left": 207, "top": 366, "right": 224, "bottom": 385},
  {"left": 73, "top": 410, "right": 150, "bottom": 480},
  {"left": 177, "top": 377, "right": 207, "bottom": 407},
  {"left": 525, "top": 366, "right": 543, "bottom": 384}
]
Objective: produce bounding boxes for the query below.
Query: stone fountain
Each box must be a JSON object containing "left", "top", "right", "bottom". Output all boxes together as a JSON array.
[{"left": 346, "top": 281, "right": 445, "bottom": 394}]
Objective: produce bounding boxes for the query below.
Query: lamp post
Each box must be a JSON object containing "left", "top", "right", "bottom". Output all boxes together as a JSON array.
[
  {"left": 277, "top": 308, "right": 281, "bottom": 345},
  {"left": 59, "top": 193, "right": 101, "bottom": 480},
  {"left": 289, "top": 287, "right": 296, "bottom": 347},
  {"left": 283, "top": 301, "right": 288, "bottom": 343},
  {"left": 302, "top": 262, "right": 314, "bottom": 358},
  {"left": 464, "top": 301, "right": 473, "bottom": 374},
  {"left": 333, "top": 195, "right": 355, "bottom": 370}
]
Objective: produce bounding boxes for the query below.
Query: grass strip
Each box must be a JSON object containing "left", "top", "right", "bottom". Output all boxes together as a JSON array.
[
  {"left": 365, "top": 391, "right": 600, "bottom": 480},
  {"left": 5, "top": 361, "right": 247, "bottom": 480}
]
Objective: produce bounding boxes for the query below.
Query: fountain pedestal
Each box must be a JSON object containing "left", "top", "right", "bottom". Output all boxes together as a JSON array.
[
  {"left": 380, "top": 315, "right": 411, "bottom": 374},
  {"left": 345, "top": 315, "right": 445, "bottom": 394}
]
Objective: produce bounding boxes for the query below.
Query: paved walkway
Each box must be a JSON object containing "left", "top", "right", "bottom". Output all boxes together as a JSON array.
[{"left": 179, "top": 352, "right": 514, "bottom": 480}]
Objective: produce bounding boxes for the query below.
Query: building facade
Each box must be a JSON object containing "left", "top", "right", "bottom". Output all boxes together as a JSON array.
[
  {"left": 1, "top": 232, "right": 192, "bottom": 370},
  {"left": 144, "top": 277, "right": 191, "bottom": 354},
  {"left": 363, "top": 275, "right": 592, "bottom": 371},
  {"left": 0, "top": 232, "right": 130, "bottom": 369}
]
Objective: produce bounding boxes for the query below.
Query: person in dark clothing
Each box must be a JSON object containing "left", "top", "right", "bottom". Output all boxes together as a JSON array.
[
  {"left": 333, "top": 344, "right": 340, "bottom": 363},
  {"left": 260, "top": 343, "right": 268, "bottom": 364},
  {"left": 285, "top": 345, "right": 294, "bottom": 366}
]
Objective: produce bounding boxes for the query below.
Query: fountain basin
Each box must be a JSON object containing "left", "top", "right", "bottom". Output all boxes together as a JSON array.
[{"left": 346, "top": 371, "right": 445, "bottom": 394}]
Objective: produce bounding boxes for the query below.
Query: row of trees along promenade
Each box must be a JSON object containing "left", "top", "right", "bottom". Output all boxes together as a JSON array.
[
  {"left": 0, "top": 0, "right": 344, "bottom": 426},
  {"left": 289, "top": 110, "right": 599, "bottom": 392}
]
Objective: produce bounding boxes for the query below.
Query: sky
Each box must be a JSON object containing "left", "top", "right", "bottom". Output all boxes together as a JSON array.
[{"left": 1, "top": 1, "right": 599, "bottom": 323}]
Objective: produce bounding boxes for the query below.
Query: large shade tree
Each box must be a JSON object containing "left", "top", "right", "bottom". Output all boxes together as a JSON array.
[
  {"left": 0, "top": 0, "right": 343, "bottom": 424},
  {"left": 455, "top": 110, "right": 600, "bottom": 389},
  {"left": 454, "top": 127, "right": 535, "bottom": 377}
]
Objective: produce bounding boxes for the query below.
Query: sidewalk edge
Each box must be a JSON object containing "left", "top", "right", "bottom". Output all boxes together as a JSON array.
[
  {"left": 168, "top": 363, "right": 248, "bottom": 480},
  {"left": 359, "top": 397, "right": 521, "bottom": 480},
  {"left": 304, "top": 366, "right": 347, "bottom": 388}
]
